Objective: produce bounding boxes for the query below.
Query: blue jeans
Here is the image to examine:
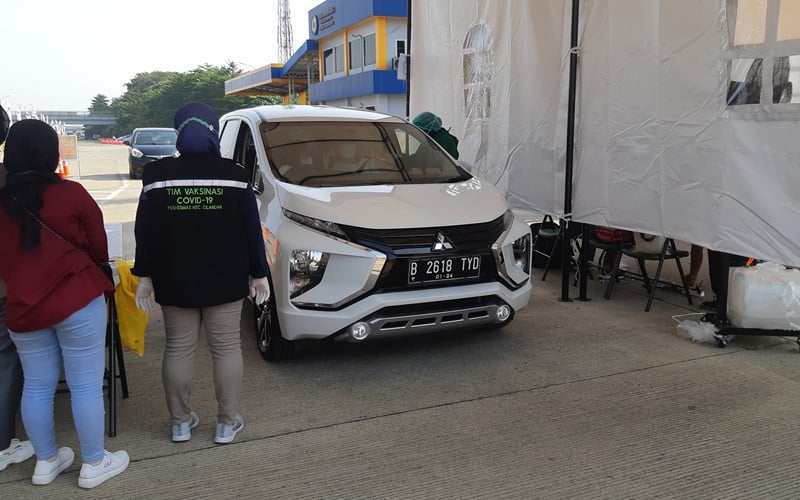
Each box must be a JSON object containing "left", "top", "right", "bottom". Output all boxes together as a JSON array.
[{"left": 9, "top": 295, "right": 106, "bottom": 463}]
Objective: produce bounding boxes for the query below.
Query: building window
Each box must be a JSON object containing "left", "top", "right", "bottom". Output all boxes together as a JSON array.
[
  {"left": 349, "top": 38, "right": 363, "bottom": 70},
  {"left": 364, "top": 33, "right": 376, "bottom": 66},
  {"left": 349, "top": 33, "right": 376, "bottom": 70},
  {"left": 463, "top": 23, "right": 493, "bottom": 121},
  {"left": 725, "top": 0, "right": 800, "bottom": 108},
  {"left": 335, "top": 45, "right": 344, "bottom": 73},
  {"left": 324, "top": 44, "right": 345, "bottom": 76},
  {"left": 324, "top": 48, "right": 334, "bottom": 76},
  {"left": 396, "top": 40, "right": 406, "bottom": 57}
]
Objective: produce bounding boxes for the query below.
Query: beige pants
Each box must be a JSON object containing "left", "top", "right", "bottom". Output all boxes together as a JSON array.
[{"left": 161, "top": 299, "right": 243, "bottom": 426}]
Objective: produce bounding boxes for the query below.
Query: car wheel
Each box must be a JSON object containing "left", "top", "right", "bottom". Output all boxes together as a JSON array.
[
  {"left": 253, "top": 289, "right": 294, "bottom": 361},
  {"left": 129, "top": 165, "right": 138, "bottom": 179}
]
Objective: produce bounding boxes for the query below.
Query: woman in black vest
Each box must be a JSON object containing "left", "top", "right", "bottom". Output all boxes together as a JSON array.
[{"left": 133, "top": 103, "right": 269, "bottom": 445}]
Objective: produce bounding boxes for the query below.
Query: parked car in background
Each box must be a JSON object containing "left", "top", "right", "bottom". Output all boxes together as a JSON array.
[
  {"left": 127, "top": 127, "right": 178, "bottom": 179},
  {"left": 218, "top": 105, "right": 533, "bottom": 361}
]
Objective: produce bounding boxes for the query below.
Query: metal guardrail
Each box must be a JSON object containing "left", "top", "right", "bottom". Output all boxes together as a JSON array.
[{"left": 39, "top": 110, "right": 117, "bottom": 125}]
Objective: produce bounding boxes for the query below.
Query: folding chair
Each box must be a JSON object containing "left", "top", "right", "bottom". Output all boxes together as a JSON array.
[
  {"left": 105, "top": 293, "right": 130, "bottom": 437},
  {"left": 587, "top": 236, "right": 629, "bottom": 299},
  {"left": 617, "top": 238, "right": 693, "bottom": 312}
]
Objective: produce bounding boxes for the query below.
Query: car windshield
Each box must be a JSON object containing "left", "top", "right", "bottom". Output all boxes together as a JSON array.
[
  {"left": 134, "top": 130, "right": 177, "bottom": 146},
  {"left": 260, "top": 121, "right": 471, "bottom": 187}
]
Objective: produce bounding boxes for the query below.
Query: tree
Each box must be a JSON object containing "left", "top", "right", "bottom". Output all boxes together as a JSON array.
[
  {"left": 84, "top": 94, "right": 114, "bottom": 137},
  {"left": 108, "top": 64, "right": 265, "bottom": 137},
  {"left": 89, "top": 94, "right": 111, "bottom": 114}
]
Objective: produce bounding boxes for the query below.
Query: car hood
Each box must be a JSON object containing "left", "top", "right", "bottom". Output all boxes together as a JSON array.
[
  {"left": 131, "top": 144, "right": 176, "bottom": 156},
  {"left": 276, "top": 177, "right": 509, "bottom": 229}
]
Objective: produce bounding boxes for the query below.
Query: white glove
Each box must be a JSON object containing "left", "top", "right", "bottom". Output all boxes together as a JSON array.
[
  {"left": 135, "top": 276, "right": 156, "bottom": 313},
  {"left": 250, "top": 276, "right": 271, "bottom": 305}
]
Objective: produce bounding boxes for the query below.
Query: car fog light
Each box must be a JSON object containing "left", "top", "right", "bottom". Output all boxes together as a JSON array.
[
  {"left": 496, "top": 305, "right": 511, "bottom": 322},
  {"left": 289, "top": 249, "right": 330, "bottom": 298},
  {"left": 350, "top": 322, "right": 370, "bottom": 341}
]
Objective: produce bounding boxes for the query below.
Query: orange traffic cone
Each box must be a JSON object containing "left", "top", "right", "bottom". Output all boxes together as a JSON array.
[
  {"left": 62, "top": 160, "right": 71, "bottom": 176},
  {"left": 56, "top": 162, "right": 66, "bottom": 180}
]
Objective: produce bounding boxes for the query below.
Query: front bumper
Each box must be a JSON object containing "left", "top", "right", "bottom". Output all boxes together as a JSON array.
[
  {"left": 279, "top": 283, "right": 529, "bottom": 341},
  {"left": 271, "top": 228, "right": 531, "bottom": 341}
]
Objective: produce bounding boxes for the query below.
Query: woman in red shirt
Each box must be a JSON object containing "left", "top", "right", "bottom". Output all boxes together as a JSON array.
[{"left": 0, "top": 120, "right": 128, "bottom": 489}]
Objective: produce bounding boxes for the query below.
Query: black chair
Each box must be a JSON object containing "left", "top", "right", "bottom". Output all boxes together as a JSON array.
[
  {"left": 105, "top": 294, "right": 129, "bottom": 437},
  {"left": 601, "top": 237, "right": 693, "bottom": 312},
  {"left": 587, "top": 236, "right": 629, "bottom": 299}
]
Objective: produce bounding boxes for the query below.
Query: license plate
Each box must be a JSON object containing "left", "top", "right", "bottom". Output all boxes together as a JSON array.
[{"left": 408, "top": 255, "right": 481, "bottom": 283}]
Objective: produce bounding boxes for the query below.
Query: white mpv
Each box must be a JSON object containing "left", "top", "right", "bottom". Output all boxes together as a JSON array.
[{"left": 218, "top": 105, "right": 532, "bottom": 361}]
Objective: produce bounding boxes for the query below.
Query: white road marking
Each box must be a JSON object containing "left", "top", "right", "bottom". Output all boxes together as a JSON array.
[
  {"left": 87, "top": 174, "right": 131, "bottom": 202},
  {"left": 102, "top": 180, "right": 131, "bottom": 201}
]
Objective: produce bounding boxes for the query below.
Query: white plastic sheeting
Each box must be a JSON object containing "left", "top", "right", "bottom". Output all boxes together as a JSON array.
[{"left": 409, "top": 0, "right": 800, "bottom": 267}]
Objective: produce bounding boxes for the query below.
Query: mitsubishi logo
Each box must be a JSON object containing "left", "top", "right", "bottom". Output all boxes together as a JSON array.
[{"left": 431, "top": 231, "right": 455, "bottom": 251}]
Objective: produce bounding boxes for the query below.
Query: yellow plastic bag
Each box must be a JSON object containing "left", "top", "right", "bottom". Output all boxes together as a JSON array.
[{"left": 114, "top": 260, "right": 147, "bottom": 356}]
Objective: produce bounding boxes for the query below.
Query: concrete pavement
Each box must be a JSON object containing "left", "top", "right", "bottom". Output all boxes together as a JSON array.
[{"left": 1, "top": 142, "right": 798, "bottom": 499}]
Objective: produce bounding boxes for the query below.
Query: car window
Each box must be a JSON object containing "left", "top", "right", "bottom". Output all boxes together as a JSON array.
[
  {"left": 231, "top": 122, "right": 264, "bottom": 193},
  {"left": 260, "top": 121, "right": 470, "bottom": 187},
  {"left": 134, "top": 130, "right": 177, "bottom": 146}
]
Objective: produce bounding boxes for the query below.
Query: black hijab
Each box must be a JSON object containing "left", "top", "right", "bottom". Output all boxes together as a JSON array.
[
  {"left": 174, "top": 102, "right": 221, "bottom": 156},
  {"left": 0, "top": 119, "right": 63, "bottom": 250}
]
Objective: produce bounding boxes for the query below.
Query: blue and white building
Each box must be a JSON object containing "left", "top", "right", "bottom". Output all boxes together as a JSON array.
[{"left": 225, "top": 0, "right": 408, "bottom": 116}]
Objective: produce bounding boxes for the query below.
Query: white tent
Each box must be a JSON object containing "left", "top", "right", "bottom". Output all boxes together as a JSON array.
[{"left": 409, "top": 0, "right": 800, "bottom": 267}]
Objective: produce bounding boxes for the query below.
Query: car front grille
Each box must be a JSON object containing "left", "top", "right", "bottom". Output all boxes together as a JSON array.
[{"left": 339, "top": 215, "right": 507, "bottom": 291}]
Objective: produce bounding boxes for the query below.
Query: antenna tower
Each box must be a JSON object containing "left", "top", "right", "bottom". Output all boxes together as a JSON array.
[{"left": 277, "top": 0, "right": 294, "bottom": 63}]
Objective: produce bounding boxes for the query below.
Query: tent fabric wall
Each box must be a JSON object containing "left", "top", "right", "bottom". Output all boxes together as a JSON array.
[
  {"left": 410, "top": 1, "right": 566, "bottom": 213},
  {"left": 409, "top": 0, "right": 800, "bottom": 268}
]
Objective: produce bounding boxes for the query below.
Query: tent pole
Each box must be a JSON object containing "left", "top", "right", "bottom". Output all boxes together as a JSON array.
[
  {"left": 560, "top": 0, "right": 580, "bottom": 302},
  {"left": 405, "top": 0, "right": 412, "bottom": 119}
]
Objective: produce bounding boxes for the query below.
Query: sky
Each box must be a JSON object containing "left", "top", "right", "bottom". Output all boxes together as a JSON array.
[{"left": 2, "top": 0, "right": 321, "bottom": 112}]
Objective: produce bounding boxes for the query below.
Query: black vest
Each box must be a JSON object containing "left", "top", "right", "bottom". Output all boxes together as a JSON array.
[{"left": 133, "top": 154, "right": 260, "bottom": 308}]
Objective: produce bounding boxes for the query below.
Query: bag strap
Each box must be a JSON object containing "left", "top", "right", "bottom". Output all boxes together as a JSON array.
[
  {"left": 12, "top": 197, "right": 115, "bottom": 284},
  {"left": 11, "top": 196, "right": 88, "bottom": 254}
]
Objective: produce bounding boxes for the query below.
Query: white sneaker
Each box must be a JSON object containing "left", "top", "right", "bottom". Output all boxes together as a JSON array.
[
  {"left": 172, "top": 412, "right": 199, "bottom": 442},
  {"left": 214, "top": 414, "right": 244, "bottom": 444},
  {"left": 0, "top": 439, "right": 35, "bottom": 471},
  {"left": 32, "top": 447, "right": 74, "bottom": 485},
  {"left": 78, "top": 450, "right": 129, "bottom": 489}
]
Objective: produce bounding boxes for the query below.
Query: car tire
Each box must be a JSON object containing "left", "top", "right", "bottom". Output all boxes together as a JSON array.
[{"left": 253, "top": 287, "right": 294, "bottom": 361}]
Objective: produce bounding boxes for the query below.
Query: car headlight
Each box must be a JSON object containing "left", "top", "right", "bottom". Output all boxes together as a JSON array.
[
  {"left": 130, "top": 148, "right": 143, "bottom": 158},
  {"left": 172, "top": 150, "right": 181, "bottom": 158},
  {"left": 511, "top": 233, "right": 531, "bottom": 275},
  {"left": 283, "top": 208, "right": 348, "bottom": 239},
  {"left": 492, "top": 217, "right": 531, "bottom": 289},
  {"left": 289, "top": 249, "right": 330, "bottom": 298}
]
